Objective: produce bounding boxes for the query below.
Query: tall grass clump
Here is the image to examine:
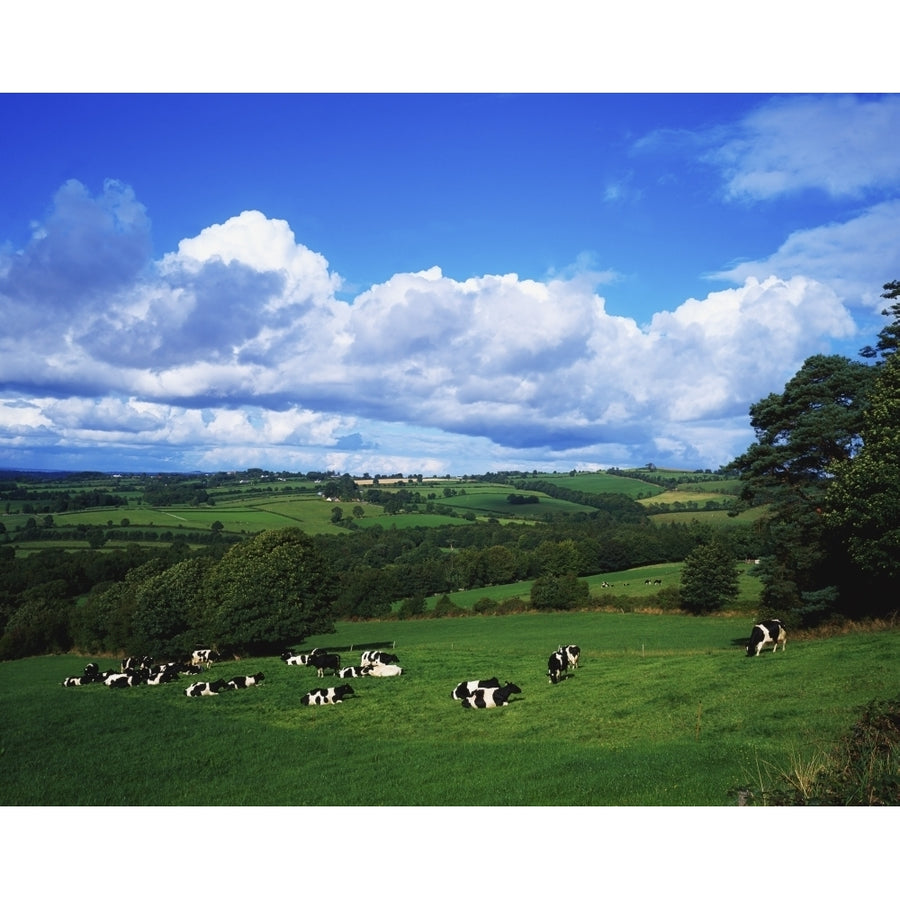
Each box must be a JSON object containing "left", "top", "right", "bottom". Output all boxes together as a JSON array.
[{"left": 737, "top": 695, "right": 900, "bottom": 805}]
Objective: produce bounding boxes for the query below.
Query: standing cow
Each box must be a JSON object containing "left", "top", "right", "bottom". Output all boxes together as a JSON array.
[
  {"left": 746, "top": 619, "right": 787, "bottom": 656},
  {"left": 547, "top": 649, "right": 568, "bottom": 684}
]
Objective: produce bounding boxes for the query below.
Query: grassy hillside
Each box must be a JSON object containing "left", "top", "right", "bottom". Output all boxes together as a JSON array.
[{"left": 3, "top": 614, "right": 896, "bottom": 806}]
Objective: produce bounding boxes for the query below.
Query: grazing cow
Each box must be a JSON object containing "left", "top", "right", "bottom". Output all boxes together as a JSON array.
[
  {"left": 361, "top": 650, "right": 399, "bottom": 666},
  {"left": 558, "top": 644, "right": 581, "bottom": 669},
  {"left": 367, "top": 663, "right": 403, "bottom": 677},
  {"left": 461, "top": 682, "right": 521, "bottom": 709},
  {"left": 450, "top": 677, "right": 501, "bottom": 700},
  {"left": 337, "top": 666, "right": 372, "bottom": 678},
  {"left": 547, "top": 649, "right": 568, "bottom": 684},
  {"left": 226, "top": 673, "right": 265, "bottom": 689},
  {"left": 185, "top": 679, "right": 228, "bottom": 696},
  {"left": 747, "top": 619, "right": 787, "bottom": 657},
  {"left": 191, "top": 649, "right": 219, "bottom": 669},
  {"left": 307, "top": 652, "right": 341, "bottom": 677},
  {"left": 300, "top": 685, "right": 355, "bottom": 705}
]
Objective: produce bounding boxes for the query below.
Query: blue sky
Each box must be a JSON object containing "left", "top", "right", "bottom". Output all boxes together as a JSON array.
[{"left": 2, "top": 91, "right": 899, "bottom": 476}]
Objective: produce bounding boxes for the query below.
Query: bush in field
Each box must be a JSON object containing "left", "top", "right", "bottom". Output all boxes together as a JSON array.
[
  {"left": 433, "top": 593, "right": 467, "bottom": 618},
  {"left": 655, "top": 585, "right": 682, "bottom": 610},
  {"left": 398, "top": 595, "right": 427, "bottom": 619},
  {"left": 472, "top": 597, "right": 498, "bottom": 615},
  {"left": 495, "top": 595, "right": 527, "bottom": 615},
  {"left": 531, "top": 573, "right": 589, "bottom": 611}
]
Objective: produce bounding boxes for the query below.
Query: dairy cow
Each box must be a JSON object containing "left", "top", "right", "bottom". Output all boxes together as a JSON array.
[
  {"left": 226, "top": 673, "right": 265, "bottom": 689},
  {"left": 558, "top": 644, "right": 580, "bottom": 669},
  {"left": 300, "top": 685, "right": 355, "bottom": 705},
  {"left": 460, "top": 682, "right": 521, "bottom": 708},
  {"left": 450, "top": 677, "right": 501, "bottom": 700},
  {"left": 747, "top": 619, "right": 787, "bottom": 656},
  {"left": 185, "top": 679, "right": 228, "bottom": 696},
  {"left": 547, "top": 649, "right": 568, "bottom": 684}
]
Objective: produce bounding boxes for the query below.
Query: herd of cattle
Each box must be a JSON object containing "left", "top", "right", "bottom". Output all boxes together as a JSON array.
[{"left": 59, "top": 620, "right": 786, "bottom": 705}]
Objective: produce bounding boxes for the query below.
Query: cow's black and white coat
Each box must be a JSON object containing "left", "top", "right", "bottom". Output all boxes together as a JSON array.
[
  {"left": 558, "top": 644, "right": 580, "bottom": 669},
  {"left": 226, "top": 673, "right": 265, "bottom": 689},
  {"left": 300, "top": 685, "right": 355, "bottom": 705},
  {"left": 191, "top": 649, "right": 219, "bottom": 669},
  {"left": 106, "top": 671, "right": 148, "bottom": 688},
  {"left": 121, "top": 656, "right": 153, "bottom": 673},
  {"left": 460, "top": 682, "right": 521, "bottom": 709},
  {"left": 547, "top": 649, "right": 568, "bottom": 684},
  {"left": 361, "top": 650, "right": 399, "bottom": 667},
  {"left": 747, "top": 619, "right": 787, "bottom": 656},
  {"left": 450, "top": 677, "right": 501, "bottom": 700},
  {"left": 185, "top": 679, "right": 228, "bottom": 696},
  {"left": 337, "top": 666, "right": 372, "bottom": 678}
]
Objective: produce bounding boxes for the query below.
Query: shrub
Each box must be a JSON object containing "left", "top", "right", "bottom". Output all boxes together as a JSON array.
[
  {"left": 472, "top": 597, "right": 498, "bottom": 615},
  {"left": 433, "top": 594, "right": 466, "bottom": 618}
]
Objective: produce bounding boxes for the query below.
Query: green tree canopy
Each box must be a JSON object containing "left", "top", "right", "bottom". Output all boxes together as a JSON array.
[
  {"left": 205, "top": 527, "right": 337, "bottom": 655},
  {"left": 728, "top": 353, "right": 873, "bottom": 622},
  {"left": 679, "top": 540, "right": 739, "bottom": 615},
  {"left": 825, "top": 346, "right": 900, "bottom": 613}
]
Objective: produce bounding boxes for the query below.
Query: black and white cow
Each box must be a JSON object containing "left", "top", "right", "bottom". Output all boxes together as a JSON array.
[
  {"left": 307, "top": 652, "right": 341, "bottom": 677},
  {"left": 337, "top": 666, "right": 372, "bottom": 678},
  {"left": 300, "top": 685, "right": 355, "bottom": 705},
  {"left": 185, "top": 679, "right": 229, "bottom": 696},
  {"left": 547, "top": 649, "right": 568, "bottom": 684},
  {"left": 450, "top": 677, "right": 501, "bottom": 700},
  {"left": 558, "top": 644, "right": 581, "bottom": 669},
  {"left": 226, "top": 672, "right": 265, "bottom": 689},
  {"left": 460, "top": 682, "right": 521, "bottom": 709},
  {"left": 191, "top": 649, "right": 219, "bottom": 669},
  {"left": 281, "top": 652, "right": 312, "bottom": 666},
  {"left": 361, "top": 650, "right": 399, "bottom": 667},
  {"left": 106, "top": 671, "right": 147, "bottom": 688},
  {"left": 747, "top": 619, "right": 787, "bottom": 657},
  {"left": 63, "top": 675, "right": 95, "bottom": 686},
  {"left": 146, "top": 668, "right": 180, "bottom": 685},
  {"left": 121, "top": 655, "right": 153, "bottom": 673}
]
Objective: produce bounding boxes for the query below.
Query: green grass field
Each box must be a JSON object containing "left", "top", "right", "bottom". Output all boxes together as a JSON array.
[{"left": 3, "top": 613, "right": 896, "bottom": 806}]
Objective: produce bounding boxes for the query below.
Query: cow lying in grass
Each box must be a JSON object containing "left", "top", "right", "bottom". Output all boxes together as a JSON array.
[
  {"left": 185, "top": 680, "right": 229, "bottom": 696},
  {"left": 450, "top": 677, "right": 501, "bottom": 700},
  {"left": 300, "top": 685, "right": 355, "bottom": 705},
  {"left": 460, "top": 682, "right": 521, "bottom": 709}
]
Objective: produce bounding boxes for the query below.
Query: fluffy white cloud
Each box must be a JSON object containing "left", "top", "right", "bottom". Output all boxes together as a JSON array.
[
  {"left": 711, "top": 95, "right": 900, "bottom": 200},
  {"left": 0, "top": 184, "right": 874, "bottom": 473},
  {"left": 713, "top": 200, "right": 900, "bottom": 311}
]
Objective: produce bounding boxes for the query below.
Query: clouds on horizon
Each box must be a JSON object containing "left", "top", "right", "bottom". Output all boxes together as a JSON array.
[{"left": 2, "top": 94, "right": 897, "bottom": 475}]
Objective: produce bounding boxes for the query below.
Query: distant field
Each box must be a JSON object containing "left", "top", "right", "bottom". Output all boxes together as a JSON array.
[
  {"left": 522, "top": 471, "right": 667, "bottom": 499},
  {"left": 424, "top": 562, "right": 763, "bottom": 612}
]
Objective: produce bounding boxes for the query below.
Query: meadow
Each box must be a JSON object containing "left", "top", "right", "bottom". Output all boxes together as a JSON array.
[{"left": 2, "top": 612, "right": 897, "bottom": 806}]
